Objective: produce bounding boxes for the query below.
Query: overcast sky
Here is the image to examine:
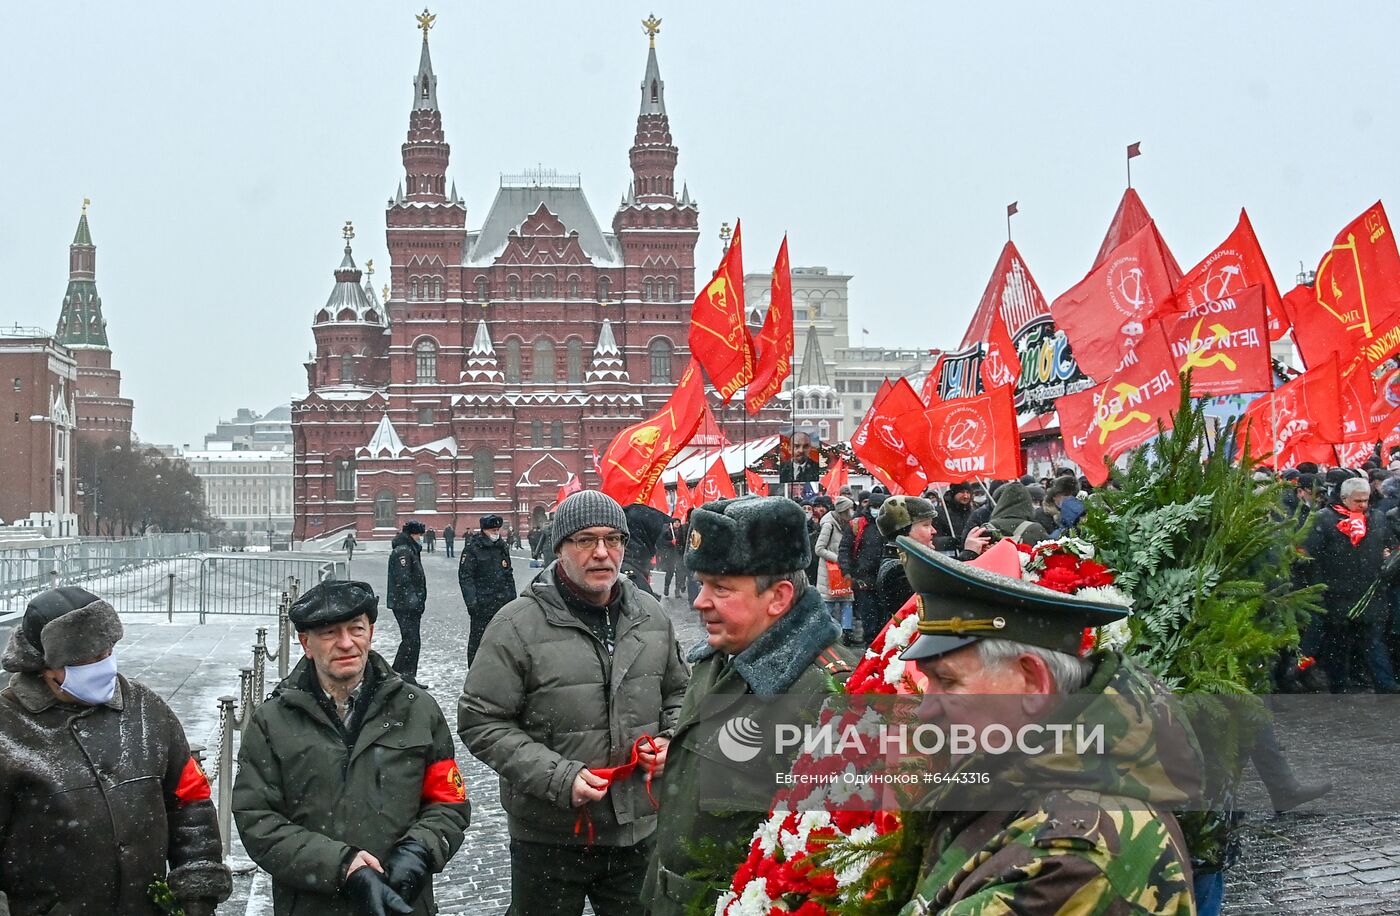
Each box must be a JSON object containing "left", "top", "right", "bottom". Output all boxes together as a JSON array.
[{"left": 3, "top": 1, "right": 1397, "bottom": 446}]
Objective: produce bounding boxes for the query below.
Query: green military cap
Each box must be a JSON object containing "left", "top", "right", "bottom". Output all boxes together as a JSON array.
[
  {"left": 876, "top": 495, "right": 937, "bottom": 539},
  {"left": 896, "top": 537, "right": 1129, "bottom": 662},
  {"left": 685, "top": 496, "right": 812, "bottom": 576}
]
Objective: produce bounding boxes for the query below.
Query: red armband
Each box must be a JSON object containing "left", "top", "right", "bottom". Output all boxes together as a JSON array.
[
  {"left": 422, "top": 758, "right": 467, "bottom": 804},
  {"left": 174, "top": 756, "right": 212, "bottom": 807}
]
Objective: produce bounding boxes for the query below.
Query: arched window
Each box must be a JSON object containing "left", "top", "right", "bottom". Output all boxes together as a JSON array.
[
  {"left": 531, "top": 419, "right": 543, "bottom": 448},
  {"left": 334, "top": 458, "right": 356, "bottom": 501},
  {"left": 649, "top": 338, "right": 674, "bottom": 383},
  {"left": 551, "top": 420, "right": 565, "bottom": 448},
  {"left": 415, "top": 338, "right": 438, "bottom": 383},
  {"left": 507, "top": 275, "right": 520, "bottom": 298},
  {"left": 409, "top": 277, "right": 420, "bottom": 301},
  {"left": 597, "top": 276, "right": 611, "bottom": 301},
  {"left": 543, "top": 276, "right": 556, "bottom": 297},
  {"left": 340, "top": 353, "right": 354, "bottom": 383},
  {"left": 665, "top": 278, "right": 677, "bottom": 301},
  {"left": 504, "top": 338, "right": 522, "bottom": 383},
  {"left": 475, "top": 276, "right": 489, "bottom": 301},
  {"left": 431, "top": 277, "right": 442, "bottom": 300},
  {"left": 473, "top": 448, "right": 494, "bottom": 498},
  {"left": 567, "top": 339, "right": 584, "bottom": 384},
  {"left": 567, "top": 275, "right": 581, "bottom": 298},
  {"left": 818, "top": 420, "right": 831, "bottom": 440},
  {"left": 415, "top": 472, "right": 436, "bottom": 510},
  {"left": 643, "top": 279, "right": 654, "bottom": 302},
  {"left": 531, "top": 275, "right": 545, "bottom": 298},
  {"left": 374, "top": 489, "right": 396, "bottom": 527},
  {"left": 532, "top": 338, "right": 556, "bottom": 383}
]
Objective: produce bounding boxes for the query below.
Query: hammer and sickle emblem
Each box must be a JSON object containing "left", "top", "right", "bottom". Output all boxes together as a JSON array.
[
  {"left": 1181, "top": 318, "right": 1238, "bottom": 372},
  {"left": 1094, "top": 383, "right": 1152, "bottom": 444},
  {"left": 629, "top": 425, "right": 661, "bottom": 453}
]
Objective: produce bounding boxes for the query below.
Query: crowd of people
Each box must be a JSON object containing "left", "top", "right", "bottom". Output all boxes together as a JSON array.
[{"left": 2, "top": 453, "right": 1396, "bottom": 915}]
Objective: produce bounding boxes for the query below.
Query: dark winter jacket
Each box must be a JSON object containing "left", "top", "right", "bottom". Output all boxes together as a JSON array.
[
  {"left": 839, "top": 512, "right": 887, "bottom": 589},
  {"left": 386, "top": 532, "right": 427, "bottom": 612},
  {"left": 622, "top": 503, "right": 673, "bottom": 595},
  {"left": 234, "top": 652, "right": 469, "bottom": 916},
  {"left": 457, "top": 564, "right": 690, "bottom": 846},
  {"left": 0, "top": 670, "right": 229, "bottom": 916},
  {"left": 457, "top": 532, "right": 516, "bottom": 616},
  {"left": 934, "top": 498, "right": 974, "bottom": 552},
  {"left": 805, "top": 517, "right": 822, "bottom": 584},
  {"left": 644, "top": 588, "right": 854, "bottom": 915},
  {"left": 442, "top": 525, "right": 456, "bottom": 546},
  {"left": 1303, "top": 505, "right": 1399, "bottom": 618},
  {"left": 876, "top": 552, "right": 915, "bottom": 622},
  {"left": 988, "top": 481, "right": 1052, "bottom": 545}
]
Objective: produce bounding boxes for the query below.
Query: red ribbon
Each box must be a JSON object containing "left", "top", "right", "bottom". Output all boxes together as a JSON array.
[
  {"left": 1335, "top": 506, "right": 1369, "bottom": 547},
  {"left": 573, "top": 734, "right": 661, "bottom": 843}
]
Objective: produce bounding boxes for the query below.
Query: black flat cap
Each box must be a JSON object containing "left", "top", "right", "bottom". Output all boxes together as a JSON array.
[
  {"left": 289, "top": 580, "right": 379, "bottom": 632},
  {"left": 896, "top": 538, "right": 1129, "bottom": 662}
]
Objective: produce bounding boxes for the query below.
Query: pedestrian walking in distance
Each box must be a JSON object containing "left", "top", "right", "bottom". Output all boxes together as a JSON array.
[
  {"left": 234, "top": 580, "right": 470, "bottom": 916},
  {"left": 458, "top": 513, "right": 517, "bottom": 665},
  {"left": 0, "top": 586, "right": 232, "bottom": 914},
  {"left": 425, "top": 527, "right": 437, "bottom": 552},
  {"left": 459, "top": 489, "right": 689, "bottom": 916},
  {"left": 443, "top": 522, "right": 457, "bottom": 558},
  {"left": 342, "top": 530, "right": 357, "bottom": 563},
  {"left": 387, "top": 520, "right": 429, "bottom": 686}
]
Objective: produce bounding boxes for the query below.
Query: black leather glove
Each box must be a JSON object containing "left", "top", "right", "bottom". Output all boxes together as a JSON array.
[
  {"left": 178, "top": 902, "right": 218, "bottom": 916},
  {"left": 344, "top": 866, "right": 413, "bottom": 916},
  {"left": 383, "top": 838, "right": 434, "bottom": 905}
]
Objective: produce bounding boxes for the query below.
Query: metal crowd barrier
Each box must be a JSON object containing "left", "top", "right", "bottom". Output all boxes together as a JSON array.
[
  {"left": 0, "top": 554, "right": 343, "bottom": 621},
  {"left": 208, "top": 578, "right": 301, "bottom": 855}
]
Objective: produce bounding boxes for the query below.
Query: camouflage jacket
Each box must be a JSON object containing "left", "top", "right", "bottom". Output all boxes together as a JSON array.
[{"left": 900, "top": 652, "right": 1201, "bottom": 915}]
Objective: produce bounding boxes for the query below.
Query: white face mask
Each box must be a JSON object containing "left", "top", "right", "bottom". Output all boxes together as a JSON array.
[
  {"left": 62, "top": 652, "right": 119, "bottom": 705},
  {"left": 484, "top": 530, "right": 500, "bottom": 541}
]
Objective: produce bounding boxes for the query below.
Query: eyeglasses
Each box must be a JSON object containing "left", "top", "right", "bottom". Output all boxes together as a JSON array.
[{"left": 563, "top": 533, "right": 628, "bottom": 551}]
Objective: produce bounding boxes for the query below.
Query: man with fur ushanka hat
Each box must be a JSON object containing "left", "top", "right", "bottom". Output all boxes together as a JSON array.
[
  {"left": 0, "top": 587, "right": 230, "bottom": 915},
  {"left": 645, "top": 496, "right": 855, "bottom": 916},
  {"left": 893, "top": 538, "right": 1202, "bottom": 915}
]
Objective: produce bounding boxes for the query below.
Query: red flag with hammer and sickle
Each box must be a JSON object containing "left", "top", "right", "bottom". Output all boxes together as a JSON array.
[
  {"left": 1160, "top": 284, "right": 1273, "bottom": 397},
  {"left": 599, "top": 358, "right": 707, "bottom": 506},
  {"left": 1059, "top": 326, "right": 1181, "bottom": 485},
  {"left": 921, "top": 385, "right": 1021, "bottom": 484},
  {"left": 689, "top": 220, "right": 753, "bottom": 403},
  {"left": 747, "top": 236, "right": 793, "bottom": 414},
  {"left": 1173, "top": 209, "right": 1289, "bottom": 342},
  {"left": 1051, "top": 220, "right": 1179, "bottom": 381},
  {"left": 697, "top": 456, "right": 737, "bottom": 504}
]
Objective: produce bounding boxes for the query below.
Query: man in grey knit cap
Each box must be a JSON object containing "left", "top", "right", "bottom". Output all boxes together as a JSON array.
[{"left": 458, "top": 489, "right": 690, "bottom": 916}]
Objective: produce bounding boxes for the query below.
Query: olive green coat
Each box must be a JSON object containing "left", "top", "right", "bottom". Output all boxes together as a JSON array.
[
  {"left": 233, "top": 652, "right": 470, "bottom": 916},
  {"left": 644, "top": 588, "right": 853, "bottom": 915}
]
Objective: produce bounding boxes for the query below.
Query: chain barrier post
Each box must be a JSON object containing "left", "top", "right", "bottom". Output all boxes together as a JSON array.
[
  {"left": 198, "top": 557, "right": 208, "bottom": 625},
  {"left": 277, "top": 590, "right": 291, "bottom": 679},
  {"left": 237, "top": 667, "right": 253, "bottom": 735},
  {"left": 215, "top": 695, "right": 236, "bottom": 857},
  {"left": 254, "top": 626, "right": 269, "bottom": 701},
  {"left": 166, "top": 572, "right": 177, "bottom": 622}
]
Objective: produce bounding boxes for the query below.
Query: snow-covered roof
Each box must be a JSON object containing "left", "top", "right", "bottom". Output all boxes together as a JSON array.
[
  {"left": 465, "top": 185, "right": 621, "bottom": 267},
  {"left": 360, "top": 414, "right": 406, "bottom": 458},
  {"left": 659, "top": 436, "right": 781, "bottom": 485}
]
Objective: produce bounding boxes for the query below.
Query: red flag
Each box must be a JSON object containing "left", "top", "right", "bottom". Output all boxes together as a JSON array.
[
  {"left": 1174, "top": 209, "right": 1288, "bottom": 342},
  {"left": 689, "top": 220, "right": 753, "bottom": 402},
  {"left": 647, "top": 478, "right": 671, "bottom": 514},
  {"left": 1384, "top": 424, "right": 1400, "bottom": 463},
  {"left": 919, "top": 355, "right": 944, "bottom": 407},
  {"left": 820, "top": 456, "right": 848, "bottom": 495},
  {"left": 747, "top": 237, "right": 793, "bottom": 415},
  {"left": 697, "top": 456, "right": 737, "bottom": 504},
  {"left": 1059, "top": 326, "right": 1181, "bottom": 485},
  {"left": 921, "top": 385, "right": 1021, "bottom": 483},
  {"left": 744, "top": 468, "right": 769, "bottom": 497},
  {"left": 852, "top": 379, "right": 931, "bottom": 494},
  {"left": 1238, "top": 355, "right": 1345, "bottom": 465},
  {"left": 1281, "top": 282, "right": 1362, "bottom": 371},
  {"left": 1051, "top": 220, "right": 1180, "bottom": 380},
  {"left": 554, "top": 474, "right": 583, "bottom": 508},
  {"left": 674, "top": 475, "right": 694, "bottom": 520},
  {"left": 1314, "top": 201, "right": 1400, "bottom": 340},
  {"left": 1161, "top": 284, "right": 1273, "bottom": 396},
  {"left": 598, "top": 359, "right": 706, "bottom": 506},
  {"left": 1336, "top": 440, "right": 1379, "bottom": 468},
  {"left": 980, "top": 309, "right": 1022, "bottom": 393},
  {"left": 1368, "top": 363, "right": 1400, "bottom": 432}
]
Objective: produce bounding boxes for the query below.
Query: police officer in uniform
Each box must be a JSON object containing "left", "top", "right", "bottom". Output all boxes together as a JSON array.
[
  {"left": 645, "top": 496, "right": 854, "bottom": 915},
  {"left": 457, "top": 514, "right": 516, "bottom": 666}
]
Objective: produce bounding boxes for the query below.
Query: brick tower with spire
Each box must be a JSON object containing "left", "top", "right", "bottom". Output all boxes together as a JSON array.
[
  {"left": 293, "top": 11, "right": 782, "bottom": 542},
  {"left": 55, "top": 201, "right": 134, "bottom": 445}
]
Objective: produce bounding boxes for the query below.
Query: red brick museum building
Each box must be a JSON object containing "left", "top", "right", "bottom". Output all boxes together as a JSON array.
[{"left": 293, "top": 16, "right": 781, "bottom": 541}]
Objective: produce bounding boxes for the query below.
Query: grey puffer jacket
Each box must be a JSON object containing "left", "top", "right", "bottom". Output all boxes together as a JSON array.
[{"left": 457, "top": 563, "right": 690, "bottom": 845}]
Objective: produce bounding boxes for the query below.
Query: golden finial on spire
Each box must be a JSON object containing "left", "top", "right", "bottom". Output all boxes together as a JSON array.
[
  {"left": 342, "top": 221, "right": 355, "bottom": 243},
  {"left": 382, "top": 283, "right": 390, "bottom": 302},
  {"left": 365, "top": 259, "right": 374, "bottom": 277},
  {"left": 417, "top": 8, "right": 436, "bottom": 40},
  {"left": 81, "top": 197, "right": 91, "bottom": 216},
  {"left": 642, "top": 13, "right": 661, "bottom": 48}
]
